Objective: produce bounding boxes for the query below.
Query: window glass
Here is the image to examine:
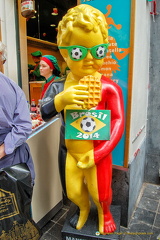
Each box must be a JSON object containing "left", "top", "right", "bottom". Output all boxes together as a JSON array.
[{"left": 27, "top": 0, "right": 77, "bottom": 43}]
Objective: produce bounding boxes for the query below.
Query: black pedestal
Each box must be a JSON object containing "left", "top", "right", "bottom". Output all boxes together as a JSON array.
[{"left": 61, "top": 203, "right": 121, "bottom": 240}]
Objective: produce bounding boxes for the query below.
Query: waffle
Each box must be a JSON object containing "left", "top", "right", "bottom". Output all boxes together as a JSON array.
[{"left": 79, "top": 75, "right": 101, "bottom": 109}]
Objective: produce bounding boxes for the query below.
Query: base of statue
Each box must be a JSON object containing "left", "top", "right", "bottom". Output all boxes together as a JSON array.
[{"left": 61, "top": 203, "right": 121, "bottom": 240}]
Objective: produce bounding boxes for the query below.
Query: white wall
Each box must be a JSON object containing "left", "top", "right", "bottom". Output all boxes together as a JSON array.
[
  {"left": 0, "top": 0, "right": 18, "bottom": 83},
  {"left": 0, "top": 0, "right": 30, "bottom": 100},
  {"left": 129, "top": 0, "right": 151, "bottom": 162}
]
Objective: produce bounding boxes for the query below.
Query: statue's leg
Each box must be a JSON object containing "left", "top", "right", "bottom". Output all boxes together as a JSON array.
[
  {"left": 97, "top": 154, "right": 116, "bottom": 234},
  {"left": 85, "top": 154, "right": 116, "bottom": 234},
  {"left": 66, "top": 152, "right": 90, "bottom": 230}
]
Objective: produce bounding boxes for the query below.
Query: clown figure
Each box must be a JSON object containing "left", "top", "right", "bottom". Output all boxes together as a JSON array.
[{"left": 41, "top": 4, "right": 124, "bottom": 235}]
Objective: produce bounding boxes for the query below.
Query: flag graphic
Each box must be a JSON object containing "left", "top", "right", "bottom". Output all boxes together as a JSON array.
[{"left": 65, "top": 110, "right": 111, "bottom": 140}]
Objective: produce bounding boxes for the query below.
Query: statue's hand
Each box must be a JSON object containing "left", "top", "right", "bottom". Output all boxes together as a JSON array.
[
  {"left": 62, "top": 85, "right": 88, "bottom": 106},
  {"left": 77, "top": 151, "right": 95, "bottom": 169},
  {"left": 55, "top": 85, "right": 88, "bottom": 112}
]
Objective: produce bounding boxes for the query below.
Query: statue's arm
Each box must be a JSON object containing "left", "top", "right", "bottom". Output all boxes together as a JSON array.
[{"left": 94, "top": 83, "right": 125, "bottom": 164}]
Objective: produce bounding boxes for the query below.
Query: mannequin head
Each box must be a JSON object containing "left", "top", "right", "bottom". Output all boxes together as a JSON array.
[{"left": 31, "top": 51, "right": 42, "bottom": 64}]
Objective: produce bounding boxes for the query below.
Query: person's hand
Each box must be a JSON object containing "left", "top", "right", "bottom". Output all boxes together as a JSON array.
[
  {"left": 0, "top": 144, "right": 6, "bottom": 159},
  {"left": 77, "top": 150, "right": 95, "bottom": 169}
]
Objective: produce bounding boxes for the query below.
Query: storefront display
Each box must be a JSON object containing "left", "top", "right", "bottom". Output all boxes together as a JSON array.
[{"left": 30, "top": 113, "right": 44, "bottom": 130}]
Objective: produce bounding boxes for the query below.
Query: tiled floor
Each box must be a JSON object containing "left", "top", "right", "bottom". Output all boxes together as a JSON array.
[{"left": 40, "top": 183, "right": 160, "bottom": 240}]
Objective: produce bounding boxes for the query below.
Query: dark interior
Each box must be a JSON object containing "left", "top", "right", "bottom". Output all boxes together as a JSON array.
[{"left": 27, "top": 0, "right": 77, "bottom": 43}]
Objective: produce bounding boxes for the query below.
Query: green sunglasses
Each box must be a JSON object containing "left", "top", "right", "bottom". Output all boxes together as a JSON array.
[{"left": 58, "top": 44, "right": 109, "bottom": 61}]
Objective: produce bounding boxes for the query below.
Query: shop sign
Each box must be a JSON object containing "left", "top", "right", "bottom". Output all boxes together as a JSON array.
[{"left": 79, "top": 0, "right": 133, "bottom": 167}]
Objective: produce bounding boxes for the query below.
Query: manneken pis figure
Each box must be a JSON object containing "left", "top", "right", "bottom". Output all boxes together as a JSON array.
[{"left": 41, "top": 4, "right": 124, "bottom": 234}]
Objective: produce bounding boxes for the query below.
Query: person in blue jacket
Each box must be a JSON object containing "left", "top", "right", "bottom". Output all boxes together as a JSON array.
[{"left": 0, "top": 41, "right": 35, "bottom": 184}]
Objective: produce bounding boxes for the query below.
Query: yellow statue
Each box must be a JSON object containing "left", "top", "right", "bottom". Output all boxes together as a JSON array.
[{"left": 41, "top": 4, "right": 124, "bottom": 234}]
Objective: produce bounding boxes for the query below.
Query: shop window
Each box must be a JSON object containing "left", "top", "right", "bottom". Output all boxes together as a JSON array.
[{"left": 27, "top": 0, "right": 77, "bottom": 43}]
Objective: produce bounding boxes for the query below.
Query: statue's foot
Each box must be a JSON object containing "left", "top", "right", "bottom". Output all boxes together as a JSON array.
[
  {"left": 99, "top": 211, "right": 116, "bottom": 234},
  {"left": 76, "top": 208, "right": 90, "bottom": 230},
  {"left": 69, "top": 207, "right": 90, "bottom": 230},
  {"left": 69, "top": 208, "right": 80, "bottom": 229}
]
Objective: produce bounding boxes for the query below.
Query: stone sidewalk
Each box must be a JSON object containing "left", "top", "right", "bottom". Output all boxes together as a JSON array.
[{"left": 40, "top": 183, "right": 160, "bottom": 240}]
